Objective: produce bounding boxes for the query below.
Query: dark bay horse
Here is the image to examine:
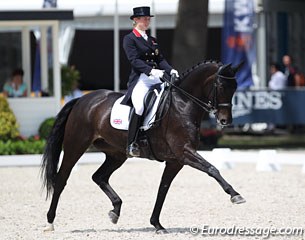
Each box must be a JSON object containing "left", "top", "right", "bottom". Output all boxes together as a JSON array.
[{"left": 41, "top": 60, "right": 245, "bottom": 233}]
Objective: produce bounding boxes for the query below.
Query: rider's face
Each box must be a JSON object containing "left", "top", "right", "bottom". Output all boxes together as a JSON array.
[{"left": 134, "top": 16, "right": 151, "bottom": 31}]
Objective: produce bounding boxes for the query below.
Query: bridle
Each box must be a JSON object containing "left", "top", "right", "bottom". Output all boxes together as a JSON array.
[
  {"left": 164, "top": 71, "right": 236, "bottom": 115},
  {"left": 211, "top": 74, "right": 236, "bottom": 111}
]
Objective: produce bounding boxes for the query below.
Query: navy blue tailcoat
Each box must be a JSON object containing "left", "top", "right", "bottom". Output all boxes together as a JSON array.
[{"left": 121, "top": 29, "right": 172, "bottom": 106}]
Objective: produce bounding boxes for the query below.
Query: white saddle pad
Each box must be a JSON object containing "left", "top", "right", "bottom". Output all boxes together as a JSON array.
[{"left": 110, "top": 84, "right": 165, "bottom": 131}]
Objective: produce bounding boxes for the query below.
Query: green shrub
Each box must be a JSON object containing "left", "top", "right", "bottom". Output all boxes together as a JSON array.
[
  {"left": 61, "top": 65, "right": 81, "bottom": 96},
  {"left": 0, "top": 139, "right": 46, "bottom": 155},
  {"left": 39, "top": 117, "right": 55, "bottom": 139},
  {"left": 47, "top": 65, "right": 81, "bottom": 96},
  {"left": 0, "top": 96, "right": 20, "bottom": 140}
]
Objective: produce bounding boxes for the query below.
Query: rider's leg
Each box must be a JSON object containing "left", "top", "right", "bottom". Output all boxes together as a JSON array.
[
  {"left": 126, "top": 110, "right": 142, "bottom": 157},
  {"left": 127, "top": 74, "right": 162, "bottom": 157}
]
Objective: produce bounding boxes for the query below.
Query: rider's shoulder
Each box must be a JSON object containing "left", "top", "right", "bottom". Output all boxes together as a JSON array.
[{"left": 123, "top": 31, "right": 136, "bottom": 41}]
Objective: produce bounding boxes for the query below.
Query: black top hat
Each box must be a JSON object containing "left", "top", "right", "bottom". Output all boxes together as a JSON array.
[{"left": 130, "top": 6, "right": 154, "bottom": 20}]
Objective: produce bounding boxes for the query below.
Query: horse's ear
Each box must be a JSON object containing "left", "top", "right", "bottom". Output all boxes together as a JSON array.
[
  {"left": 218, "top": 63, "right": 232, "bottom": 74},
  {"left": 223, "top": 63, "right": 232, "bottom": 70},
  {"left": 232, "top": 61, "right": 245, "bottom": 74}
]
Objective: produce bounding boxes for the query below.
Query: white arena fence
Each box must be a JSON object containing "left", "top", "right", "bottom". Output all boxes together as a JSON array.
[{"left": 0, "top": 149, "right": 304, "bottom": 173}]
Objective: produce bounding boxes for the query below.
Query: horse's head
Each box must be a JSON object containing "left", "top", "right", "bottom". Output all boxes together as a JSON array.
[
  {"left": 175, "top": 60, "right": 243, "bottom": 127},
  {"left": 211, "top": 62, "right": 243, "bottom": 126}
]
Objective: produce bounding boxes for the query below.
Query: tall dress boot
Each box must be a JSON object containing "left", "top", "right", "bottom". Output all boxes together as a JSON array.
[{"left": 126, "top": 113, "right": 141, "bottom": 157}]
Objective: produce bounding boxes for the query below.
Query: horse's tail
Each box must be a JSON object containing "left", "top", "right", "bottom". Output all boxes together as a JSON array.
[{"left": 41, "top": 98, "right": 79, "bottom": 199}]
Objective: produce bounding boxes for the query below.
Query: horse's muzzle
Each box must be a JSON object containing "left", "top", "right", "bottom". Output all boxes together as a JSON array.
[{"left": 216, "top": 113, "right": 232, "bottom": 127}]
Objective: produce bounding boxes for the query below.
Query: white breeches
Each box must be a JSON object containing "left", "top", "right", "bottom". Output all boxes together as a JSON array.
[{"left": 131, "top": 73, "right": 162, "bottom": 116}]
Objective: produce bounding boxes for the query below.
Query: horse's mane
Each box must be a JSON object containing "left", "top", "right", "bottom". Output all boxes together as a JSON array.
[{"left": 180, "top": 60, "right": 223, "bottom": 79}]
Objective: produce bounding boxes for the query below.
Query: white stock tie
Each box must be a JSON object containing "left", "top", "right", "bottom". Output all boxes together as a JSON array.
[{"left": 143, "top": 33, "right": 148, "bottom": 41}]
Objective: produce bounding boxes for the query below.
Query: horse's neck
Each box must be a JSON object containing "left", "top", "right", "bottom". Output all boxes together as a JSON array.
[
  {"left": 171, "top": 90, "right": 205, "bottom": 125},
  {"left": 171, "top": 65, "right": 217, "bottom": 124},
  {"left": 179, "top": 65, "right": 215, "bottom": 99}
]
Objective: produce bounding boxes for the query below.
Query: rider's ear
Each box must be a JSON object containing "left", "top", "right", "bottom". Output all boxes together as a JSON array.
[{"left": 232, "top": 61, "right": 245, "bottom": 74}]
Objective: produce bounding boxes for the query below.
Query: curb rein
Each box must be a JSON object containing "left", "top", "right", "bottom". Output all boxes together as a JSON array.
[{"left": 163, "top": 71, "right": 236, "bottom": 115}]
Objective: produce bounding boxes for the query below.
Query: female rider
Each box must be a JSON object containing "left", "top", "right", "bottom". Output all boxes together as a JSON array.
[{"left": 121, "top": 6, "right": 179, "bottom": 157}]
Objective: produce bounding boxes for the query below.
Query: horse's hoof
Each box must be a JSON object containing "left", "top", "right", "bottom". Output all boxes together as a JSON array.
[
  {"left": 156, "top": 228, "right": 168, "bottom": 234},
  {"left": 108, "top": 210, "right": 119, "bottom": 224},
  {"left": 231, "top": 195, "right": 246, "bottom": 204},
  {"left": 43, "top": 223, "right": 54, "bottom": 232}
]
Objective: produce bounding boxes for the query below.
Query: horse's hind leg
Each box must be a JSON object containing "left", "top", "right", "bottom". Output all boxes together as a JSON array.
[
  {"left": 45, "top": 141, "right": 91, "bottom": 231},
  {"left": 92, "top": 152, "right": 126, "bottom": 224},
  {"left": 183, "top": 149, "right": 246, "bottom": 204}
]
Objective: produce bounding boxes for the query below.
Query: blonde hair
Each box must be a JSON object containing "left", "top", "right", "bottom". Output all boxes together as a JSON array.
[{"left": 132, "top": 19, "right": 137, "bottom": 27}]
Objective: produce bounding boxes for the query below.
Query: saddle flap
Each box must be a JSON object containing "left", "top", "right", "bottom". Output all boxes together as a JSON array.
[
  {"left": 110, "top": 96, "right": 131, "bottom": 130},
  {"left": 110, "top": 84, "right": 165, "bottom": 131}
]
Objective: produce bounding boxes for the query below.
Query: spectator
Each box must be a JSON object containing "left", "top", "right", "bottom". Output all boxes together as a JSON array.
[
  {"left": 268, "top": 63, "right": 287, "bottom": 90},
  {"left": 282, "top": 55, "right": 297, "bottom": 87},
  {"left": 294, "top": 72, "right": 305, "bottom": 87},
  {"left": 2, "top": 68, "right": 27, "bottom": 97}
]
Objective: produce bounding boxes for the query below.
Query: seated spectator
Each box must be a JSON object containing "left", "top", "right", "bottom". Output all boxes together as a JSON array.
[
  {"left": 3, "top": 68, "right": 27, "bottom": 97},
  {"left": 268, "top": 63, "right": 287, "bottom": 90}
]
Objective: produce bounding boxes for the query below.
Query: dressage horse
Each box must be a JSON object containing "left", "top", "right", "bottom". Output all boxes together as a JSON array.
[{"left": 41, "top": 61, "right": 245, "bottom": 233}]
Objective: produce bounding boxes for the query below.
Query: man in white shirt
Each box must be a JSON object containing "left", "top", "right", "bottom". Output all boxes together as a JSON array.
[{"left": 268, "top": 63, "right": 287, "bottom": 90}]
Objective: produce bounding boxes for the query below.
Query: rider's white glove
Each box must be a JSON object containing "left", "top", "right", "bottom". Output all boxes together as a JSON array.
[
  {"left": 150, "top": 69, "right": 164, "bottom": 79},
  {"left": 170, "top": 69, "right": 179, "bottom": 77}
]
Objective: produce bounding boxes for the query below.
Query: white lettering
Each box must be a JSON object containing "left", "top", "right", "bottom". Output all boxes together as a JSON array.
[
  {"left": 233, "top": 0, "right": 253, "bottom": 33},
  {"left": 234, "top": 17, "right": 252, "bottom": 32},
  {"left": 254, "top": 92, "right": 269, "bottom": 109},
  {"left": 232, "top": 91, "right": 283, "bottom": 118},
  {"left": 234, "top": 91, "right": 252, "bottom": 109},
  {"left": 234, "top": 0, "right": 252, "bottom": 16},
  {"left": 268, "top": 92, "right": 283, "bottom": 109}
]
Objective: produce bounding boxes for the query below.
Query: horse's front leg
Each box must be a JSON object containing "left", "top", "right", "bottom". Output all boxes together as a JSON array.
[
  {"left": 150, "top": 161, "right": 183, "bottom": 233},
  {"left": 183, "top": 148, "right": 245, "bottom": 204}
]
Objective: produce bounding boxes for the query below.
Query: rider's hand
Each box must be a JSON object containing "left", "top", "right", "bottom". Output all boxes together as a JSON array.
[
  {"left": 170, "top": 69, "right": 179, "bottom": 78},
  {"left": 150, "top": 69, "right": 164, "bottom": 79}
]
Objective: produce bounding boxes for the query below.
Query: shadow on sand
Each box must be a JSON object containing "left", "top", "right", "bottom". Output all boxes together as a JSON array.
[{"left": 70, "top": 227, "right": 190, "bottom": 234}]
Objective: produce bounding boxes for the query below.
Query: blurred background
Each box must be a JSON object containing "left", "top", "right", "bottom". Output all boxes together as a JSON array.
[{"left": 0, "top": 0, "right": 305, "bottom": 154}]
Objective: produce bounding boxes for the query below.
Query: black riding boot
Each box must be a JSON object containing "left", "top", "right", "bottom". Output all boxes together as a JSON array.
[{"left": 126, "top": 113, "right": 141, "bottom": 157}]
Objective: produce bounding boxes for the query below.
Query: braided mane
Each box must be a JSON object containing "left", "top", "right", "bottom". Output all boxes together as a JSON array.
[{"left": 180, "top": 60, "right": 223, "bottom": 79}]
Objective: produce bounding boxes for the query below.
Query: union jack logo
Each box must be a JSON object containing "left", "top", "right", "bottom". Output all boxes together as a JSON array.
[{"left": 113, "top": 119, "right": 122, "bottom": 125}]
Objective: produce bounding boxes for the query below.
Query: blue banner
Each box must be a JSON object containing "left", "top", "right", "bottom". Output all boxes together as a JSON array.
[
  {"left": 32, "top": 41, "right": 41, "bottom": 93},
  {"left": 209, "top": 89, "right": 305, "bottom": 124},
  {"left": 232, "top": 89, "right": 305, "bottom": 124},
  {"left": 221, "top": 0, "right": 256, "bottom": 89}
]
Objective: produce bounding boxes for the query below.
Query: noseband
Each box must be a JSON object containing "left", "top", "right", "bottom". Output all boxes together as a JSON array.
[{"left": 164, "top": 71, "right": 236, "bottom": 115}]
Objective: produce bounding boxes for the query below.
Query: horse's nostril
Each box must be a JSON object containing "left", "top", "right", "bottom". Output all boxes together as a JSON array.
[{"left": 220, "top": 119, "right": 227, "bottom": 125}]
